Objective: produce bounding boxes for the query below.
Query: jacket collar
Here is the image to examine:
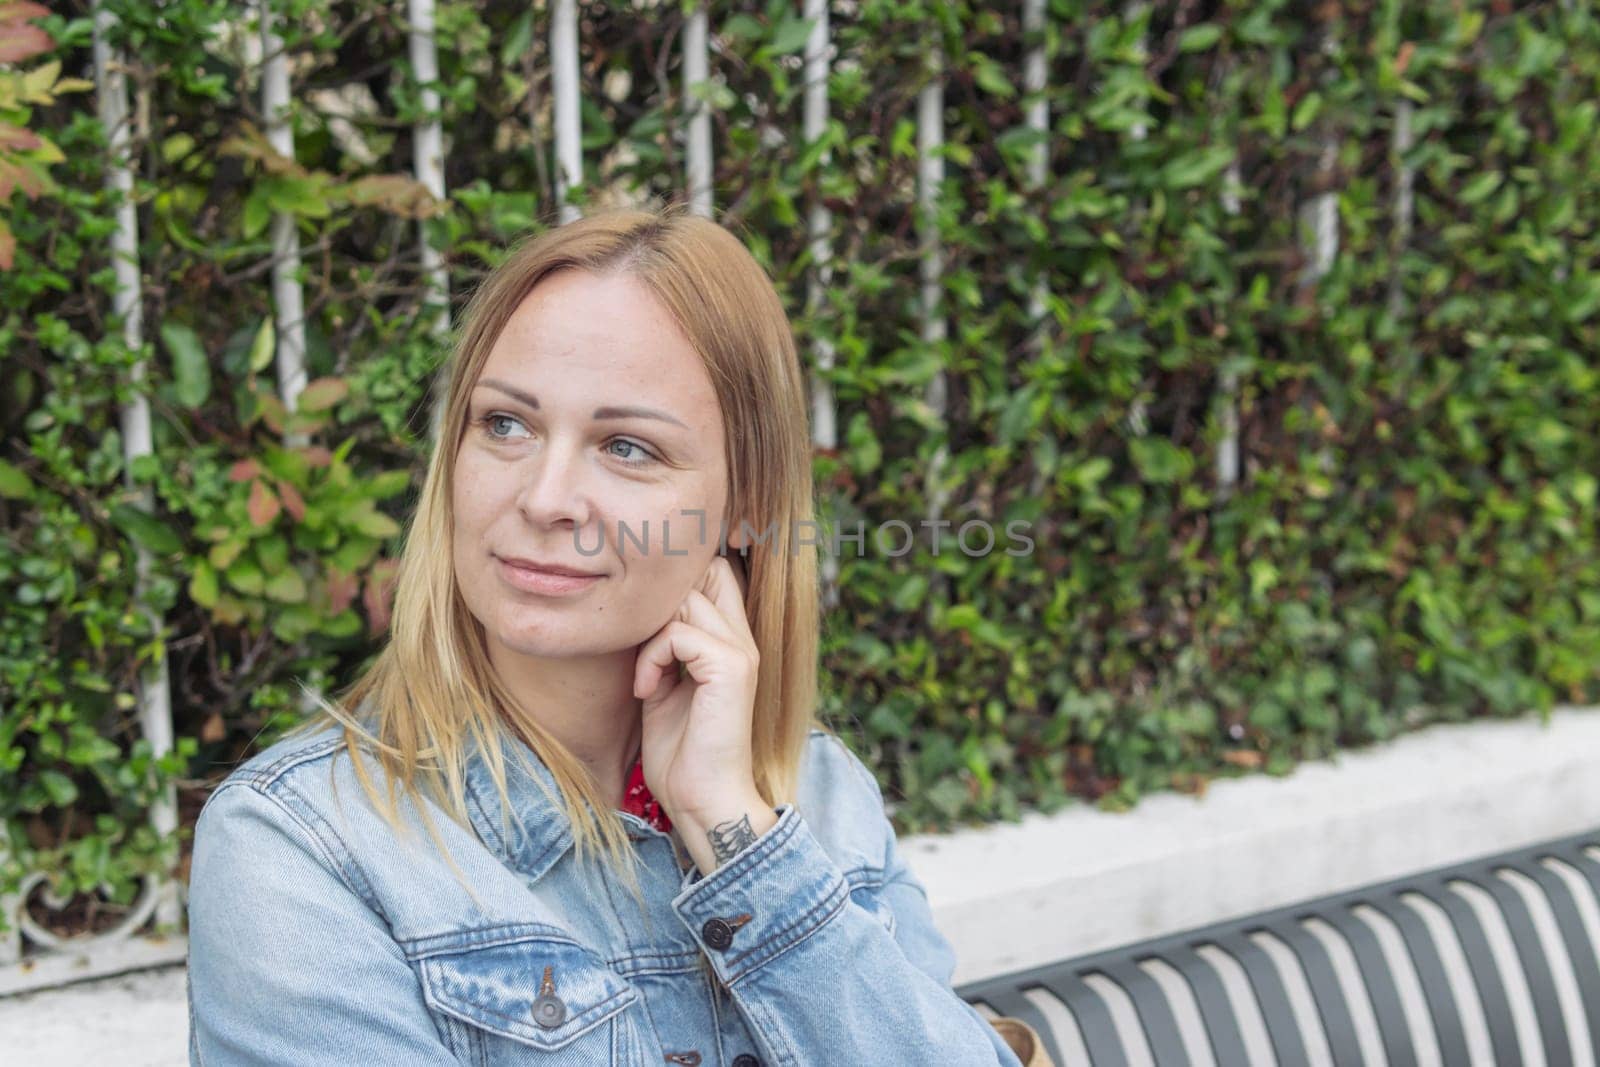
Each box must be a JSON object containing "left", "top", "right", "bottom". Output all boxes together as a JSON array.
[{"left": 462, "top": 719, "right": 663, "bottom": 883}]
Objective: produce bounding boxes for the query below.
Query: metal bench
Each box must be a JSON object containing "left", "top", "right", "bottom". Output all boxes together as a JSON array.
[{"left": 958, "top": 828, "right": 1600, "bottom": 1066}]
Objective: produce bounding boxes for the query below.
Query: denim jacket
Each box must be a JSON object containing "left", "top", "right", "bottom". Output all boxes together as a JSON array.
[{"left": 185, "top": 719, "right": 1024, "bottom": 1066}]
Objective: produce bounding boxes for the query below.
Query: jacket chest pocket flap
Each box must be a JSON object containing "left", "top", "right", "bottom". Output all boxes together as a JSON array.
[{"left": 417, "top": 929, "right": 637, "bottom": 1051}]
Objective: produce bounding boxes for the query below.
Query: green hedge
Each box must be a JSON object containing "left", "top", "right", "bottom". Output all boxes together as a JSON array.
[{"left": 3, "top": 0, "right": 1598, "bottom": 927}]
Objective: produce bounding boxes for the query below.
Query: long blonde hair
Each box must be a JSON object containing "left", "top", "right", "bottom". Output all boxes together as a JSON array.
[{"left": 289, "top": 205, "right": 821, "bottom": 880}]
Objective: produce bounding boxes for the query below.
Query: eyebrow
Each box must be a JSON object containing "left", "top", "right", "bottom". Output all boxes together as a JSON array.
[{"left": 476, "top": 378, "right": 689, "bottom": 429}]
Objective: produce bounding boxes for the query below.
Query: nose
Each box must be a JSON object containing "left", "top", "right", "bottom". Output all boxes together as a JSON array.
[{"left": 514, "top": 437, "right": 595, "bottom": 535}]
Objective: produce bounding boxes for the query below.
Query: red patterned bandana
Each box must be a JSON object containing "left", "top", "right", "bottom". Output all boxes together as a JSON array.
[{"left": 621, "top": 756, "right": 672, "bottom": 834}]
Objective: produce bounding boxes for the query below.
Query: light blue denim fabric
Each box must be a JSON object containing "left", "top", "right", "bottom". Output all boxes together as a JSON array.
[{"left": 186, "top": 720, "right": 1024, "bottom": 1066}]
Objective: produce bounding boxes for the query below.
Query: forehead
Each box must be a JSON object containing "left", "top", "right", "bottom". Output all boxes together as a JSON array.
[{"left": 478, "top": 269, "right": 714, "bottom": 413}]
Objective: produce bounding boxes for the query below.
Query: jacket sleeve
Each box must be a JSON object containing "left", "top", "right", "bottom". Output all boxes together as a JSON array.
[
  {"left": 670, "top": 744, "right": 1025, "bottom": 1067},
  {"left": 186, "top": 781, "right": 457, "bottom": 1065}
]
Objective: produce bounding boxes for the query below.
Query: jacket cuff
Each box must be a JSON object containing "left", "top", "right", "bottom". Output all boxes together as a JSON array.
[{"left": 671, "top": 804, "right": 849, "bottom": 984}]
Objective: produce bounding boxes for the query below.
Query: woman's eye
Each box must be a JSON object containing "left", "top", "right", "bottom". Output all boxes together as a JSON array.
[
  {"left": 482, "top": 413, "right": 530, "bottom": 440},
  {"left": 606, "top": 438, "right": 656, "bottom": 465}
]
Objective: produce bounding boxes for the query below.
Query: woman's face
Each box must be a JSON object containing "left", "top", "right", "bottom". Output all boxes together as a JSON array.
[{"left": 452, "top": 267, "right": 735, "bottom": 661}]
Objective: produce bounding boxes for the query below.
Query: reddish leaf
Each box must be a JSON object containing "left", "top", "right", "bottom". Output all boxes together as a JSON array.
[
  {"left": 341, "top": 174, "right": 439, "bottom": 219},
  {"left": 228, "top": 458, "right": 261, "bottom": 482},
  {"left": 1395, "top": 41, "right": 1415, "bottom": 76},
  {"left": 0, "top": 223, "right": 12, "bottom": 271},
  {"left": 0, "top": 157, "right": 46, "bottom": 200},
  {"left": 299, "top": 445, "right": 334, "bottom": 468},
  {"left": 0, "top": 122, "right": 42, "bottom": 151},
  {"left": 325, "top": 566, "right": 359, "bottom": 615},
  {"left": 296, "top": 376, "right": 348, "bottom": 413},
  {"left": 0, "top": 25, "right": 50, "bottom": 64},
  {"left": 0, "top": 3, "right": 52, "bottom": 21},
  {"left": 247, "top": 479, "right": 281, "bottom": 527},
  {"left": 256, "top": 393, "right": 286, "bottom": 434},
  {"left": 275, "top": 478, "right": 306, "bottom": 522},
  {"left": 200, "top": 712, "right": 226, "bottom": 744}
]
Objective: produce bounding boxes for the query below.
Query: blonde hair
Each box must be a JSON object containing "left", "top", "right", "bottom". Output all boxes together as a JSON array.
[{"left": 289, "top": 205, "right": 821, "bottom": 884}]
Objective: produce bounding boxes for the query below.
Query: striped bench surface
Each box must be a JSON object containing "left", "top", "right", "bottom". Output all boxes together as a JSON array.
[{"left": 957, "top": 828, "right": 1600, "bottom": 1066}]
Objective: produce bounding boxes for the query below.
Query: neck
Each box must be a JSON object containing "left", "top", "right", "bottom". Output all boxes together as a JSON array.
[{"left": 488, "top": 639, "right": 642, "bottom": 808}]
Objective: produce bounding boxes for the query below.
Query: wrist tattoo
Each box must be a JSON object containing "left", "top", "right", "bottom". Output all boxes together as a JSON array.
[{"left": 707, "top": 814, "right": 757, "bottom": 865}]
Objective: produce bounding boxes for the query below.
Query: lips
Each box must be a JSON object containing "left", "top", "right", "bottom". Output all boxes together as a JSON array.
[{"left": 496, "top": 556, "right": 603, "bottom": 578}]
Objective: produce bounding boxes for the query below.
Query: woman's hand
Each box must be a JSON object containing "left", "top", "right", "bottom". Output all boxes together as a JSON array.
[{"left": 633, "top": 553, "right": 776, "bottom": 873}]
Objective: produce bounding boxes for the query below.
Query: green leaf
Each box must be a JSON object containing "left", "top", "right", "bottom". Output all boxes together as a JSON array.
[
  {"left": 263, "top": 567, "right": 307, "bottom": 603},
  {"left": 1291, "top": 91, "right": 1322, "bottom": 132},
  {"left": 1129, "top": 437, "right": 1195, "bottom": 484},
  {"left": 249, "top": 316, "right": 276, "bottom": 373},
  {"left": 160, "top": 322, "right": 212, "bottom": 408},
  {"left": 846, "top": 411, "right": 881, "bottom": 474},
  {"left": 189, "top": 561, "right": 219, "bottom": 609},
  {"left": 331, "top": 537, "right": 379, "bottom": 572},
  {"left": 1178, "top": 24, "right": 1223, "bottom": 52},
  {"left": 972, "top": 57, "right": 1015, "bottom": 99},
  {"left": 353, "top": 510, "right": 402, "bottom": 539},
  {"left": 1161, "top": 146, "right": 1234, "bottom": 189},
  {"left": 225, "top": 557, "right": 265, "bottom": 596},
  {"left": 0, "top": 458, "right": 34, "bottom": 499},
  {"left": 39, "top": 770, "right": 78, "bottom": 807},
  {"left": 499, "top": 11, "right": 533, "bottom": 68},
  {"left": 768, "top": 15, "right": 814, "bottom": 55},
  {"left": 110, "top": 504, "right": 184, "bottom": 555},
  {"left": 1459, "top": 170, "right": 1503, "bottom": 205},
  {"left": 367, "top": 469, "right": 413, "bottom": 499},
  {"left": 721, "top": 14, "right": 764, "bottom": 42}
]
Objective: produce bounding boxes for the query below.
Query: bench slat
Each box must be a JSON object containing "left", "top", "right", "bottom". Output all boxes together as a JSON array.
[
  {"left": 1162, "top": 944, "right": 1252, "bottom": 1066},
  {"left": 1525, "top": 858, "right": 1600, "bottom": 1053},
  {"left": 1037, "top": 971, "right": 1130, "bottom": 1067},
  {"left": 1321, "top": 905, "right": 1417, "bottom": 1067},
  {"left": 1472, "top": 867, "right": 1572, "bottom": 1064},
  {"left": 1426, "top": 877, "right": 1523, "bottom": 1065},
  {"left": 1213, "top": 930, "right": 1312, "bottom": 1067},
  {"left": 1099, "top": 959, "right": 1191, "bottom": 1067},
  {"left": 1272, "top": 916, "right": 1364, "bottom": 1061},
  {"left": 1367, "top": 892, "right": 1474, "bottom": 1066}
]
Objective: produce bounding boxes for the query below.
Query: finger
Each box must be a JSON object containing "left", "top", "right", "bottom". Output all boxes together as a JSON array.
[
  {"left": 633, "top": 619, "right": 743, "bottom": 700},
  {"left": 678, "top": 588, "right": 741, "bottom": 647},
  {"left": 630, "top": 617, "right": 748, "bottom": 700},
  {"left": 697, "top": 556, "right": 757, "bottom": 650}
]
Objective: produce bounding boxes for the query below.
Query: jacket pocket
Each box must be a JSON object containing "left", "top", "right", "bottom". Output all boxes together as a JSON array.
[{"left": 414, "top": 925, "right": 639, "bottom": 1063}]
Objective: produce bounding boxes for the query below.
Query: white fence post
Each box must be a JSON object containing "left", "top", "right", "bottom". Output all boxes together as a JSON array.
[
  {"left": 1216, "top": 156, "right": 1243, "bottom": 495},
  {"left": 802, "top": 0, "right": 839, "bottom": 610},
  {"left": 407, "top": 0, "right": 451, "bottom": 442},
  {"left": 91, "top": 0, "right": 180, "bottom": 936},
  {"left": 1387, "top": 100, "right": 1414, "bottom": 319},
  {"left": 918, "top": 43, "right": 948, "bottom": 543},
  {"left": 256, "top": 0, "right": 308, "bottom": 433},
  {"left": 551, "top": 0, "right": 582, "bottom": 223},
  {"left": 684, "top": 3, "right": 712, "bottom": 218},
  {"left": 1124, "top": 1, "right": 1149, "bottom": 438},
  {"left": 1022, "top": 0, "right": 1050, "bottom": 499}
]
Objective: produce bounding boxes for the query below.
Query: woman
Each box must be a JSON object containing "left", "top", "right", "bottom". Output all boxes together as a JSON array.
[{"left": 186, "top": 207, "right": 1034, "bottom": 1066}]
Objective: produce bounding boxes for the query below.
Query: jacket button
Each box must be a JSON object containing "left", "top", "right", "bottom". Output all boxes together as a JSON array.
[
  {"left": 732, "top": 1056, "right": 761, "bottom": 1067},
  {"left": 532, "top": 993, "right": 566, "bottom": 1029},
  {"left": 701, "top": 917, "right": 735, "bottom": 951}
]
